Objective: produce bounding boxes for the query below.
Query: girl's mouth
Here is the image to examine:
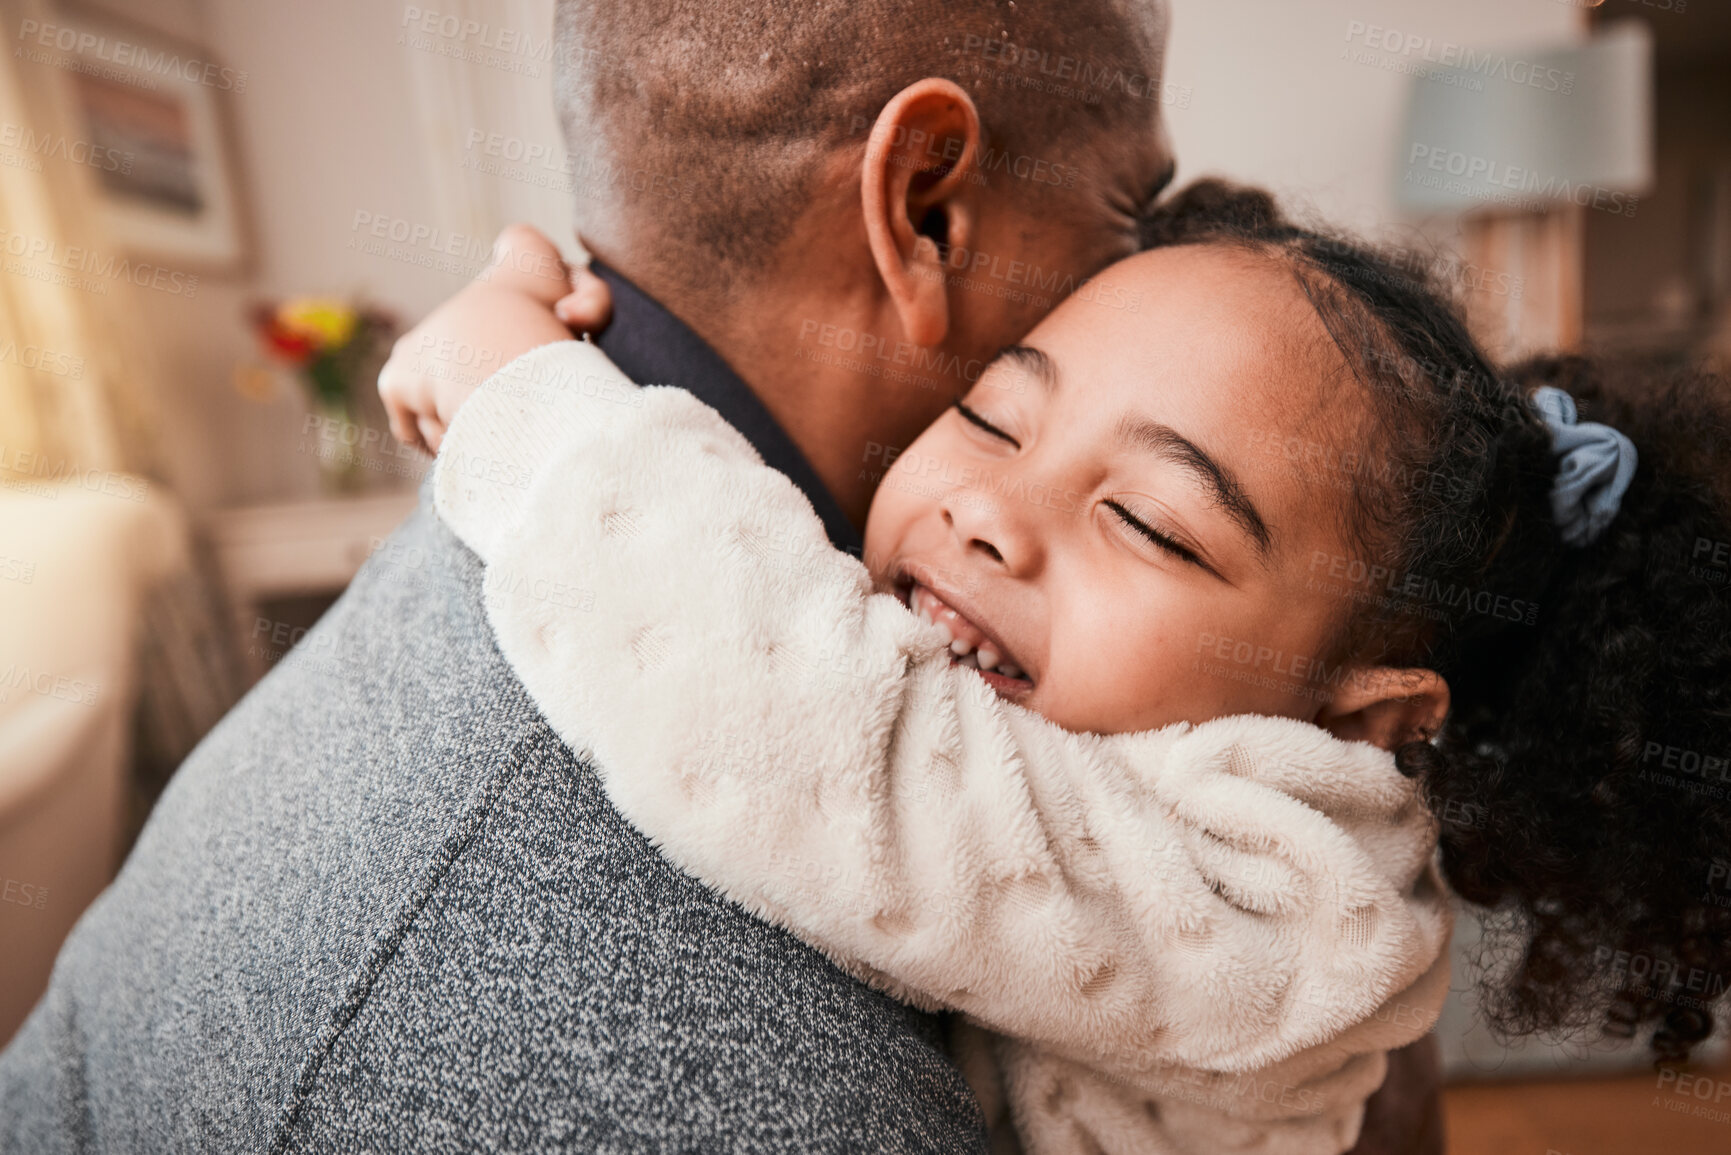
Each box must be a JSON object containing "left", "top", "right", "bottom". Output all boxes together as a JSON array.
[{"left": 895, "top": 576, "right": 1035, "bottom": 698}]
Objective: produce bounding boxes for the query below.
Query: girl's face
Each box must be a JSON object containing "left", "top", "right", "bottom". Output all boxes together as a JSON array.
[{"left": 863, "top": 244, "right": 1374, "bottom": 735}]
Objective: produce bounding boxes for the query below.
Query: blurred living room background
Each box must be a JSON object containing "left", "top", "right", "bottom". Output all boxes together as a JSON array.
[{"left": 1, "top": 0, "right": 1726, "bottom": 1149}]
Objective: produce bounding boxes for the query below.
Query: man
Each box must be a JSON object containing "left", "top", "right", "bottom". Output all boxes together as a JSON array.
[
  {"left": 1, "top": 1, "right": 1439, "bottom": 1150},
  {"left": 0, "top": 2, "right": 1168, "bottom": 1151}
]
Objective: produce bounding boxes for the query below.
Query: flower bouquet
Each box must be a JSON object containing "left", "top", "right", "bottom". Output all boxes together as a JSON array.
[{"left": 246, "top": 297, "right": 397, "bottom": 493}]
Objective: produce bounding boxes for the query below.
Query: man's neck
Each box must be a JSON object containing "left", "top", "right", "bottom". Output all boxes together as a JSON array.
[
  {"left": 592, "top": 249, "right": 955, "bottom": 532},
  {"left": 708, "top": 317, "right": 945, "bottom": 532}
]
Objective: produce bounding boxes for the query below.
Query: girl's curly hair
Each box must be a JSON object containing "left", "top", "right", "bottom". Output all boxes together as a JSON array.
[{"left": 1142, "top": 179, "right": 1731, "bottom": 1062}]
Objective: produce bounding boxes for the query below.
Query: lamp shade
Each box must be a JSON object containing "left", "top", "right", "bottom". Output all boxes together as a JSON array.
[{"left": 1397, "top": 21, "right": 1653, "bottom": 215}]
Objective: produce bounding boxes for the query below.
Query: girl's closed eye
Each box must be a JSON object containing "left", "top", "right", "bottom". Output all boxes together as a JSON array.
[
  {"left": 1104, "top": 499, "right": 1217, "bottom": 576},
  {"left": 955, "top": 401, "right": 1020, "bottom": 449}
]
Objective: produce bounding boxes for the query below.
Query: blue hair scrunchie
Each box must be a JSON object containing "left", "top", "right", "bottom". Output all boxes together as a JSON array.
[{"left": 1529, "top": 385, "right": 1638, "bottom": 547}]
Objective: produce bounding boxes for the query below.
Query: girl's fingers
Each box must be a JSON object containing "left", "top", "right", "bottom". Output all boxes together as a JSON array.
[
  {"left": 379, "top": 354, "right": 436, "bottom": 455},
  {"left": 384, "top": 395, "right": 418, "bottom": 452},
  {"left": 554, "top": 265, "right": 614, "bottom": 334},
  {"left": 416, "top": 413, "right": 446, "bottom": 455}
]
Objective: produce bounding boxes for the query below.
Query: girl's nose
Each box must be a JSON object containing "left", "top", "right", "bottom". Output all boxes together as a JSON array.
[{"left": 940, "top": 490, "right": 1041, "bottom": 575}]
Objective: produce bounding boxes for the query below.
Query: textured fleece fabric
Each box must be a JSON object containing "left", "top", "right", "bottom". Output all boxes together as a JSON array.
[
  {"left": 433, "top": 341, "right": 1456, "bottom": 1155},
  {"left": 0, "top": 436, "right": 990, "bottom": 1151}
]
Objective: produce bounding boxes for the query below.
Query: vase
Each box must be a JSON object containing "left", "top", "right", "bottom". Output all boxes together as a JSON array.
[{"left": 309, "top": 395, "right": 368, "bottom": 496}]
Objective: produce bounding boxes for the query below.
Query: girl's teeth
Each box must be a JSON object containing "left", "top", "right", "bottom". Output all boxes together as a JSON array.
[
  {"left": 948, "top": 647, "right": 1027, "bottom": 681},
  {"left": 914, "top": 584, "right": 1025, "bottom": 681}
]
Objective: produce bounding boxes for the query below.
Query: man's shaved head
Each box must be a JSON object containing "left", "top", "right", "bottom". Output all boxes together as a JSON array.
[{"left": 554, "top": 0, "right": 1169, "bottom": 286}]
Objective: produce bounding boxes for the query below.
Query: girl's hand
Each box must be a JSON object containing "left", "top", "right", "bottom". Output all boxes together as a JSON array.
[
  {"left": 378, "top": 225, "right": 614, "bottom": 454},
  {"left": 553, "top": 264, "right": 613, "bottom": 335}
]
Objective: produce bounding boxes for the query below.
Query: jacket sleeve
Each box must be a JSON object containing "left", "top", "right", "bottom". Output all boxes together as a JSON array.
[{"left": 434, "top": 343, "right": 1453, "bottom": 1097}]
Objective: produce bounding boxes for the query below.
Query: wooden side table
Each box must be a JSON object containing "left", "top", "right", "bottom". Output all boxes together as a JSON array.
[{"left": 202, "top": 491, "right": 419, "bottom": 679}]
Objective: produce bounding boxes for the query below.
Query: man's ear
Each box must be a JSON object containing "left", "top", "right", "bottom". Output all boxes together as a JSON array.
[
  {"left": 860, "top": 78, "right": 982, "bottom": 348},
  {"left": 1314, "top": 666, "right": 1450, "bottom": 752}
]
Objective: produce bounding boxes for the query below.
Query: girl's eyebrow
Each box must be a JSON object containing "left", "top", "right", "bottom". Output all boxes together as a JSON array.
[
  {"left": 1113, "top": 415, "right": 1274, "bottom": 561},
  {"left": 993, "top": 344, "right": 1057, "bottom": 393}
]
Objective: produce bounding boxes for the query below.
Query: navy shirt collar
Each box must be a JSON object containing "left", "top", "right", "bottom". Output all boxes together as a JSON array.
[{"left": 588, "top": 261, "right": 863, "bottom": 557}]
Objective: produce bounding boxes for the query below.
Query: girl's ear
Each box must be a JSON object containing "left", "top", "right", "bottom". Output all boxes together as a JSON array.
[{"left": 1313, "top": 667, "right": 1450, "bottom": 752}]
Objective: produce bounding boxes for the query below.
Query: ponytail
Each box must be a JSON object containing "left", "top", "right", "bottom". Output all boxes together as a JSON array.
[{"left": 1420, "top": 355, "right": 1731, "bottom": 1061}]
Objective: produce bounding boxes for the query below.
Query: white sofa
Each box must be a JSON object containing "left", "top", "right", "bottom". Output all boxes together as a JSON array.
[{"left": 0, "top": 477, "right": 189, "bottom": 1046}]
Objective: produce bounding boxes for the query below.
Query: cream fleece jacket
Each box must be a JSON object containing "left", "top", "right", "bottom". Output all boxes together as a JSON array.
[{"left": 431, "top": 342, "right": 1454, "bottom": 1155}]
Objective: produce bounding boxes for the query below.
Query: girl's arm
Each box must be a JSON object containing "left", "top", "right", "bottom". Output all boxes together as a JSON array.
[{"left": 434, "top": 340, "right": 1452, "bottom": 1094}]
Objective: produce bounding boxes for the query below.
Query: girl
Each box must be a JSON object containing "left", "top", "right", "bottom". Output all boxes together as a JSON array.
[{"left": 397, "top": 181, "right": 1731, "bottom": 1151}]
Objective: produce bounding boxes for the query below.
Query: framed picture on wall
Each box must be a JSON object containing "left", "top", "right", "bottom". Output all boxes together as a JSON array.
[{"left": 43, "top": 5, "right": 250, "bottom": 271}]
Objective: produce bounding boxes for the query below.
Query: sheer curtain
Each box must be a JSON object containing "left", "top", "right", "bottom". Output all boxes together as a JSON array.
[
  {"left": 0, "top": 0, "right": 242, "bottom": 799},
  {"left": 400, "top": 0, "right": 574, "bottom": 250},
  {"left": 0, "top": 0, "right": 158, "bottom": 475}
]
